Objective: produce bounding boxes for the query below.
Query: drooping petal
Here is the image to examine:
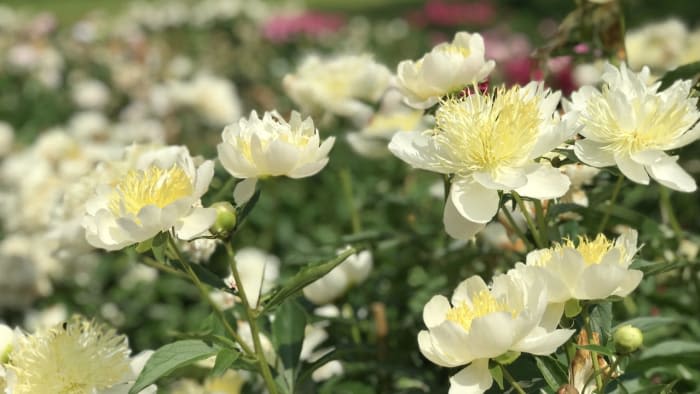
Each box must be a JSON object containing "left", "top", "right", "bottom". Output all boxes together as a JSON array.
[
  {"left": 511, "top": 326, "right": 574, "bottom": 355},
  {"left": 443, "top": 197, "right": 485, "bottom": 240},
  {"left": 233, "top": 178, "right": 258, "bottom": 206},
  {"left": 574, "top": 139, "right": 616, "bottom": 167},
  {"left": 448, "top": 359, "right": 493, "bottom": 394},
  {"left": 175, "top": 207, "right": 217, "bottom": 240},
  {"left": 647, "top": 156, "right": 697, "bottom": 192},
  {"left": 515, "top": 164, "right": 571, "bottom": 199},
  {"left": 450, "top": 178, "right": 499, "bottom": 224},
  {"left": 615, "top": 154, "right": 650, "bottom": 185},
  {"left": 388, "top": 130, "right": 448, "bottom": 173}
]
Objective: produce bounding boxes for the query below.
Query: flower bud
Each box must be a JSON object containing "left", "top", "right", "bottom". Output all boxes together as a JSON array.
[
  {"left": 613, "top": 324, "right": 643, "bottom": 354},
  {"left": 210, "top": 202, "right": 237, "bottom": 235}
]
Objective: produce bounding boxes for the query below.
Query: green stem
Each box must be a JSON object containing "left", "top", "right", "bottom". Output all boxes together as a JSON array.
[
  {"left": 165, "top": 236, "right": 254, "bottom": 357},
  {"left": 142, "top": 256, "right": 189, "bottom": 280},
  {"left": 512, "top": 192, "right": 545, "bottom": 248},
  {"left": 597, "top": 174, "right": 624, "bottom": 234},
  {"left": 533, "top": 199, "right": 549, "bottom": 245},
  {"left": 500, "top": 201, "right": 534, "bottom": 250},
  {"left": 582, "top": 308, "right": 605, "bottom": 393},
  {"left": 224, "top": 242, "right": 279, "bottom": 394},
  {"left": 501, "top": 365, "right": 526, "bottom": 394},
  {"left": 659, "top": 186, "right": 683, "bottom": 240},
  {"left": 340, "top": 168, "right": 362, "bottom": 234}
]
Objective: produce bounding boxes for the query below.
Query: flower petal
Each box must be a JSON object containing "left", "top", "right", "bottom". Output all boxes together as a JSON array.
[
  {"left": 574, "top": 139, "right": 615, "bottom": 167},
  {"left": 515, "top": 164, "right": 571, "bottom": 199},
  {"left": 233, "top": 178, "right": 258, "bottom": 206},
  {"left": 443, "top": 196, "right": 485, "bottom": 240},
  {"left": 450, "top": 178, "right": 499, "bottom": 224},
  {"left": 647, "top": 156, "right": 697, "bottom": 192},
  {"left": 511, "top": 326, "right": 575, "bottom": 355},
  {"left": 464, "top": 312, "right": 515, "bottom": 359},
  {"left": 615, "top": 154, "right": 649, "bottom": 185},
  {"left": 175, "top": 207, "right": 217, "bottom": 240},
  {"left": 423, "top": 295, "right": 451, "bottom": 328},
  {"left": 448, "top": 359, "right": 493, "bottom": 394}
]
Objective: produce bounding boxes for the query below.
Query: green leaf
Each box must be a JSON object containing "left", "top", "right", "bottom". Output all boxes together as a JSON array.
[
  {"left": 640, "top": 340, "right": 700, "bottom": 359},
  {"left": 613, "top": 316, "right": 681, "bottom": 332},
  {"left": 263, "top": 248, "right": 357, "bottom": 312},
  {"left": 564, "top": 299, "right": 582, "bottom": 318},
  {"left": 135, "top": 238, "right": 153, "bottom": 254},
  {"left": 234, "top": 188, "right": 261, "bottom": 230},
  {"left": 151, "top": 232, "right": 168, "bottom": 263},
  {"left": 129, "top": 340, "right": 218, "bottom": 394},
  {"left": 575, "top": 344, "right": 615, "bottom": 357},
  {"left": 489, "top": 364, "right": 504, "bottom": 390},
  {"left": 658, "top": 61, "right": 700, "bottom": 90},
  {"left": 589, "top": 302, "right": 613, "bottom": 341},
  {"left": 272, "top": 299, "right": 307, "bottom": 393},
  {"left": 211, "top": 348, "right": 240, "bottom": 377},
  {"left": 534, "top": 356, "right": 568, "bottom": 390}
]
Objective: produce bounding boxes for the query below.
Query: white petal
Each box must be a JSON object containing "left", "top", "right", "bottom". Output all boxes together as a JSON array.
[
  {"left": 464, "top": 312, "right": 515, "bottom": 359},
  {"left": 194, "top": 160, "right": 215, "bottom": 197},
  {"left": 576, "top": 262, "right": 627, "bottom": 300},
  {"left": 515, "top": 164, "right": 571, "bottom": 199},
  {"left": 418, "top": 330, "right": 459, "bottom": 367},
  {"left": 388, "top": 130, "right": 450, "bottom": 173},
  {"left": 512, "top": 327, "right": 575, "bottom": 355},
  {"left": 431, "top": 321, "right": 476, "bottom": 364},
  {"left": 450, "top": 178, "right": 499, "bottom": 224},
  {"left": 647, "top": 157, "right": 697, "bottom": 192},
  {"left": 175, "top": 208, "right": 217, "bottom": 240},
  {"left": 473, "top": 169, "right": 527, "bottom": 190},
  {"left": 265, "top": 139, "right": 302, "bottom": 175},
  {"left": 612, "top": 269, "right": 643, "bottom": 297},
  {"left": 451, "top": 276, "right": 489, "bottom": 306},
  {"left": 448, "top": 359, "right": 493, "bottom": 394},
  {"left": 443, "top": 197, "right": 485, "bottom": 240},
  {"left": 574, "top": 139, "right": 615, "bottom": 167},
  {"left": 233, "top": 178, "right": 258, "bottom": 206},
  {"left": 423, "top": 295, "right": 451, "bottom": 328},
  {"left": 615, "top": 154, "right": 649, "bottom": 185}
]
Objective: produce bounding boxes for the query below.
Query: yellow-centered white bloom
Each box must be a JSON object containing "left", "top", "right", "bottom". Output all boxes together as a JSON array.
[
  {"left": 217, "top": 110, "right": 335, "bottom": 205},
  {"left": 511, "top": 229, "right": 642, "bottom": 304},
  {"left": 390, "top": 82, "right": 575, "bottom": 240},
  {"left": 303, "top": 247, "right": 373, "bottom": 305},
  {"left": 419, "top": 274, "right": 574, "bottom": 394},
  {"left": 567, "top": 63, "right": 700, "bottom": 192},
  {"left": 5, "top": 316, "right": 155, "bottom": 394},
  {"left": 396, "top": 31, "right": 495, "bottom": 109},
  {"left": 283, "top": 54, "right": 391, "bottom": 122},
  {"left": 82, "top": 146, "right": 216, "bottom": 251}
]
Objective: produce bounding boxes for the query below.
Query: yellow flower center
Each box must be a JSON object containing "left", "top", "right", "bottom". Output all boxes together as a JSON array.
[
  {"left": 433, "top": 86, "right": 541, "bottom": 174},
  {"left": 446, "top": 290, "right": 517, "bottom": 332},
  {"left": 8, "top": 317, "right": 131, "bottom": 394},
  {"left": 109, "top": 165, "right": 193, "bottom": 215},
  {"left": 439, "top": 44, "right": 471, "bottom": 58},
  {"left": 582, "top": 86, "right": 695, "bottom": 154},
  {"left": 366, "top": 111, "right": 423, "bottom": 135},
  {"left": 567, "top": 234, "right": 616, "bottom": 266}
]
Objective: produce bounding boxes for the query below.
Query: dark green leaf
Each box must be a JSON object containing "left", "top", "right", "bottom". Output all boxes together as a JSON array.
[
  {"left": 129, "top": 340, "right": 218, "bottom": 394},
  {"left": 534, "top": 356, "right": 568, "bottom": 390},
  {"left": 264, "top": 248, "right": 357, "bottom": 312},
  {"left": 658, "top": 61, "right": 700, "bottom": 90},
  {"left": 151, "top": 232, "right": 168, "bottom": 263},
  {"left": 211, "top": 348, "right": 240, "bottom": 377},
  {"left": 272, "top": 299, "right": 307, "bottom": 393},
  {"left": 575, "top": 344, "right": 615, "bottom": 357},
  {"left": 589, "top": 302, "right": 613, "bottom": 341},
  {"left": 135, "top": 238, "right": 153, "bottom": 254},
  {"left": 489, "top": 364, "right": 504, "bottom": 390}
]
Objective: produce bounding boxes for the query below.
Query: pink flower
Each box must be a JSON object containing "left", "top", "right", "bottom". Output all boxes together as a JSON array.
[{"left": 263, "top": 12, "right": 345, "bottom": 44}]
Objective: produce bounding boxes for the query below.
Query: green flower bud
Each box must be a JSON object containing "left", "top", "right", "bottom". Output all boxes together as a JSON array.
[
  {"left": 613, "top": 324, "right": 643, "bottom": 354},
  {"left": 210, "top": 202, "right": 237, "bottom": 235}
]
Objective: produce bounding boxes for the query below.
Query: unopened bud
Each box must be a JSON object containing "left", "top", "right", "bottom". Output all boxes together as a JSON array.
[
  {"left": 613, "top": 324, "right": 643, "bottom": 354},
  {"left": 210, "top": 202, "right": 237, "bottom": 235}
]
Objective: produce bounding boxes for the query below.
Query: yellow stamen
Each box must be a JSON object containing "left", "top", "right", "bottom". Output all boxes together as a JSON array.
[
  {"left": 109, "top": 165, "right": 193, "bottom": 215},
  {"left": 446, "top": 290, "right": 517, "bottom": 332}
]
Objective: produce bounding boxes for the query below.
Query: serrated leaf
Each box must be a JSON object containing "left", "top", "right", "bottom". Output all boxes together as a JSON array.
[
  {"left": 211, "top": 348, "right": 240, "bottom": 377},
  {"left": 535, "top": 356, "right": 568, "bottom": 390},
  {"left": 129, "top": 340, "right": 218, "bottom": 394},
  {"left": 272, "top": 299, "right": 307, "bottom": 393},
  {"left": 263, "top": 248, "right": 357, "bottom": 312}
]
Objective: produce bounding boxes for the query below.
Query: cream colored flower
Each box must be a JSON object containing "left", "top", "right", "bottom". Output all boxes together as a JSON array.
[
  {"left": 167, "top": 73, "right": 242, "bottom": 126},
  {"left": 568, "top": 63, "right": 700, "bottom": 192},
  {"left": 419, "top": 274, "right": 574, "bottom": 393},
  {"left": 303, "top": 247, "right": 373, "bottom": 305},
  {"left": 283, "top": 54, "right": 391, "bottom": 122},
  {"left": 227, "top": 247, "right": 280, "bottom": 308},
  {"left": 390, "top": 82, "right": 575, "bottom": 240},
  {"left": 396, "top": 31, "right": 495, "bottom": 109},
  {"left": 511, "top": 229, "right": 642, "bottom": 304},
  {"left": 82, "top": 145, "right": 216, "bottom": 251},
  {"left": 626, "top": 19, "right": 687, "bottom": 72},
  {"left": 217, "top": 110, "right": 334, "bottom": 205},
  {"left": 5, "top": 316, "right": 155, "bottom": 394}
]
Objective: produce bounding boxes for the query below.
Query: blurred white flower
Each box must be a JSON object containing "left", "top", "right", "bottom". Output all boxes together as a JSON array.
[
  {"left": 283, "top": 54, "right": 391, "bottom": 123},
  {"left": 5, "top": 316, "right": 155, "bottom": 394},
  {"left": 218, "top": 110, "right": 335, "bottom": 205},
  {"left": 228, "top": 247, "right": 280, "bottom": 308},
  {"left": 560, "top": 163, "right": 600, "bottom": 207},
  {"left": 237, "top": 321, "right": 276, "bottom": 365},
  {"left": 23, "top": 304, "right": 68, "bottom": 332},
  {"left": 0, "top": 235, "right": 54, "bottom": 310},
  {"left": 300, "top": 322, "right": 344, "bottom": 382},
  {"left": 390, "top": 82, "right": 575, "bottom": 240},
  {"left": 82, "top": 145, "right": 216, "bottom": 250},
  {"left": 180, "top": 237, "right": 218, "bottom": 263},
  {"left": 303, "top": 248, "right": 373, "bottom": 305},
  {"left": 626, "top": 19, "right": 687, "bottom": 72},
  {"left": 72, "top": 79, "right": 111, "bottom": 109},
  {"left": 169, "top": 370, "right": 246, "bottom": 394},
  {"left": 510, "top": 229, "right": 643, "bottom": 304},
  {"left": 168, "top": 73, "right": 242, "bottom": 126},
  {"left": 396, "top": 31, "right": 495, "bottom": 109},
  {"left": 419, "top": 274, "right": 574, "bottom": 393},
  {"left": 567, "top": 63, "right": 700, "bottom": 192}
]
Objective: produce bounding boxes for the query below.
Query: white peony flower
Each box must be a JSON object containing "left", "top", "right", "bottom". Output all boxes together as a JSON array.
[
  {"left": 217, "top": 110, "right": 335, "bottom": 205},
  {"left": 82, "top": 145, "right": 216, "bottom": 251},
  {"left": 568, "top": 63, "right": 700, "bottom": 192},
  {"left": 303, "top": 248, "right": 373, "bottom": 305},
  {"left": 560, "top": 163, "right": 600, "bottom": 207},
  {"left": 72, "top": 78, "right": 111, "bottom": 109},
  {"left": 396, "top": 31, "right": 495, "bottom": 109},
  {"left": 283, "top": 54, "right": 391, "bottom": 122},
  {"left": 419, "top": 274, "right": 574, "bottom": 394},
  {"left": 390, "top": 82, "right": 575, "bottom": 240},
  {"left": 5, "top": 316, "right": 155, "bottom": 394},
  {"left": 626, "top": 19, "right": 687, "bottom": 72},
  {"left": 510, "top": 229, "right": 643, "bottom": 304},
  {"left": 167, "top": 73, "right": 242, "bottom": 126},
  {"left": 227, "top": 247, "right": 280, "bottom": 309},
  {"left": 300, "top": 322, "right": 343, "bottom": 382}
]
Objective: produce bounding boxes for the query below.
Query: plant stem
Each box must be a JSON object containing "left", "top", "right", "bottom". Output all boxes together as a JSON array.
[
  {"left": 165, "top": 236, "right": 254, "bottom": 357},
  {"left": 582, "top": 308, "right": 605, "bottom": 393},
  {"left": 142, "top": 256, "right": 189, "bottom": 279},
  {"left": 340, "top": 168, "right": 362, "bottom": 234},
  {"left": 500, "top": 201, "right": 534, "bottom": 250},
  {"left": 659, "top": 186, "right": 683, "bottom": 240},
  {"left": 533, "top": 199, "right": 549, "bottom": 245},
  {"left": 512, "top": 192, "right": 545, "bottom": 248},
  {"left": 597, "top": 174, "right": 624, "bottom": 234},
  {"left": 224, "top": 242, "right": 279, "bottom": 394},
  {"left": 501, "top": 365, "right": 526, "bottom": 394}
]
